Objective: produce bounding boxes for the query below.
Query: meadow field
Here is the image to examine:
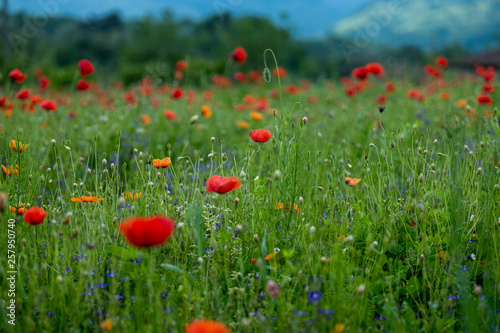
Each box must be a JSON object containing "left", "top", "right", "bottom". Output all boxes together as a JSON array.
[{"left": 0, "top": 50, "right": 499, "bottom": 332}]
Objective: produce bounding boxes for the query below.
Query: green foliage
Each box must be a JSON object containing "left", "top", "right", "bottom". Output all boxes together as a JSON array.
[{"left": 0, "top": 56, "right": 499, "bottom": 332}]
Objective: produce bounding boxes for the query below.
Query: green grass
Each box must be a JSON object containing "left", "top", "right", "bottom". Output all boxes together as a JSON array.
[{"left": 0, "top": 62, "right": 499, "bottom": 333}]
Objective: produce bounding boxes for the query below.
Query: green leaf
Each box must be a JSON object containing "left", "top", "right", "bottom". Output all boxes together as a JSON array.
[
  {"left": 406, "top": 276, "right": 421, "bottom": 297},
  {"left": 106, "top": 245, "right": 137, "bottom": 260}
]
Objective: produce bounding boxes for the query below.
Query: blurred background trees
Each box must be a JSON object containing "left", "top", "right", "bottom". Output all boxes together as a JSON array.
[{"left": 0, "top": 8, "right": 496, "bottom": 87}]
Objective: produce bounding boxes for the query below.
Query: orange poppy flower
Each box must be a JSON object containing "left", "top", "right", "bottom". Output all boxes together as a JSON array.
[
  {"left": 345, "top": 177, "right": 361, "bottom": 186},
  {"left": 140, "top": 114, "right": 151, "bottom": 125},
  {"left": 71, "top": 196, "right": 104, "bottom": 203},
  {"left": 236, "top": 120, "right": 249, "bottom": 129},
  {"left": 275, "top": 202, "right": 300, "bottom": 213},
  {"left": 465, "top": 108, "right": 477, "bottom": 118},
  {"left": 206, "top": 175, "right": 240, "bottom": 194},
  {"left": 201, "top": 105, "right": 212, "bottom": 118},
  {"left": 9, "top": 203, "right": 25, "bottom": 215},
  {"left": 333, "top": 323, "right": 346, "bottom": 333},
  {"left": 122, "top": 192, "right": 143, "bottom": 200},
  {"left": 455, "top": 99, "right": 467, "bottom": 108},
  {"left": 439, "top": 92, "right": 450, "bottom": 100},
  {"left": 265, "top": 250, "right": 278, "bottom": 261},
  {"left": 185, "top": 319, "right": 230, "bottom": 333},
  {"left": 250, "top": 111, "right": 263, "bottom": 121},
  {"left": 2, "top": 165, "right": 19, "bottom": 176},
  {"left": 9, "top": 140, "right": 29, "bottom": 153},
  {"left": 153, "top": 157, "right": 171, "bottom": 169},
  {"left": 100, "top": 318, "right": 113, "bottom": 332}
]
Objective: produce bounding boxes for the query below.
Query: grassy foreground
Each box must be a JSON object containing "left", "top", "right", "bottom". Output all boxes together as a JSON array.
[{"left": 1, "top": 57, "right": 499, "bottom": 332}]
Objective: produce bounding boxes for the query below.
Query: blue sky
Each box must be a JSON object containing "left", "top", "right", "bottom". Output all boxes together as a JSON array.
[{"left": 9, "top": 0, "right": 372, "bottom": 37}]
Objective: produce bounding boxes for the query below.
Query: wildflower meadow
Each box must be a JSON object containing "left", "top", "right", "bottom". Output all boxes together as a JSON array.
[{"left": 1, "top": 49, "right": 499, "bottom": 333}]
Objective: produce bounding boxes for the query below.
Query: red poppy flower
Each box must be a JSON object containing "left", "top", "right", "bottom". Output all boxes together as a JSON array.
[
  {"left": 176, "top": 60, "right": 187, "bottom": 71},
  {"left": 285, "top": 85, "right": 299, "bottom": 94},
  {"left": 24, "top": 207, "right": 46, "bottom": 225},
  {"left": 375, "top": 94, "right": 387, "bottom": 105},
  {"left": 385, "top": 82, "right": 395, "bottom": 93},
  {"left": 206, "top": 175, "right": 241, "bottom": 194},
  {"left": 339, "top": 77, "right": 352, "bottom": 86},
  {"left": 352, "top": 67, "right": 368, "bottom": 80},
  {"left": 9, "top": 69, "right": 26, "bottom": 84},
  {"left": 77, "top": 79, "right": 90, "bottom": 91},
  {"left": 39, "top": 76, "right": 50, "bottom": 90},
  {"left": 482, "top": 67, "right": 495, "bottom": 82},
  {"left": 425, "top": 64, "right": 442, "bottom": 78},
  {"left": 233, "top": 72, "right": 247, "bottom": 83},
  {"left": 164, "top": 110, "right": 176, "bottom": 121},
  {"left": 365, "top": 62, "right": 384, "bottom": 77},
  {"left": 255, "top": 98, "right": 268, "bottom": 110},
  {"left": 34, "top": 68, "right": 43, "bottom": 78},
  {"left": 16, "top": 89, "right": 30, "bottom": 100},
  {"left": 119, "top": 215, "right": 176, "bottom": 248},
  {"left": 174, "top": 70, "right": 184, "bottom": 80},
  {"left": 0, "top": 96, "right": 8, "bottom": 108},
  {"left": 248, "top": 70, "right": 261, "bottom": 83},
  {"left": 249, "top": 129, "right": 272, "bottom": 143},
  {"left": 170, "top": 88, "right": 183, "bottom": 99},
  {"left": 212, "top": 74, "right": 231, "bottom": 87},
  {"left": 344, "top": 86, "right": 356, "bottom": 98},
  {"left": 273, "top": 67, "right": 287, "bottom": 79},
  {"left": 40, "top": 99, "right": 58, "bottom": 111},
  {"left": 476, "top": 94, "right": 492, "bottom": 105},
  {"left": 230, "top": 46, "right": 247, "bottom": 64},
  {"left": 123, "top": 92, "right": 137, "bottom": 106},
  {"left": 435, "top": 56, "right": 448, "bottom": 68},
  {"left": 78, "top": 59, "right": 94, "bottom": 76},
  {"left": 410, "top": 220, "right": 415, "bottom": 227},
  {"left": 482, "top": 84, "right": 494, "bottom": 94},
  {"left": 407, "top": 89, "right": 421, "bottom": 100},
  {"left": 185, "top": 320, "right": 230, "bottom": 333}
]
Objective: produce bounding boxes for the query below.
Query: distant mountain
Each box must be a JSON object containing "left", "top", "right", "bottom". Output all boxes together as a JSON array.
[
  {"left": 332, "top": 0, "right": 500, "bottom": 51},
  {"left": 8, "top": 0, "right": 500, "bottom": 50},
  {"left": 8, "top": 0, "right": 372, "bottom": 38}
]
